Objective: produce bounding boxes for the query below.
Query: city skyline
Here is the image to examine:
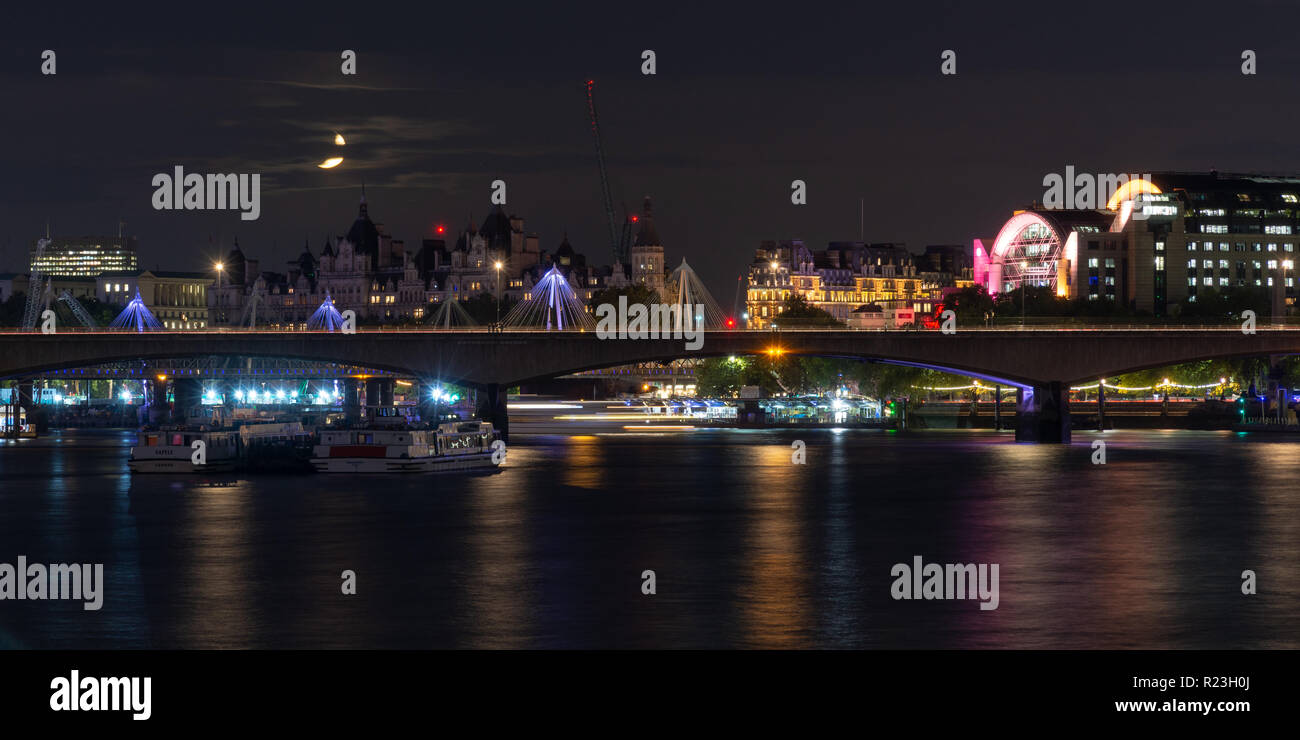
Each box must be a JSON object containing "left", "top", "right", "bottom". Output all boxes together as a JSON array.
[
  {"left": 1, "top": 4, "right": 1295, "bottom": 716},
  {"left": 10, "top": 3, "right": 1300, "bottom": 295}
]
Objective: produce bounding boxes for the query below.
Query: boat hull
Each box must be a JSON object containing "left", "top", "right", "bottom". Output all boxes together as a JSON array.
[
  {"left": 128, "top": 457, "right": 237, "bottom": 473},
  {"left": 310, "top": 451, "right": 498, "bottom": 473}
]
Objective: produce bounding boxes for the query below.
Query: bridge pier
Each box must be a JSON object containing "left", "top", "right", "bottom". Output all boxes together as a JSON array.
[
  {"left": 148, "top": 376, "right": 169, "bottom": 426},
  {"left": 479, "top": 383, "right": 509, "bottom": 442},
  {"left": 17, "top": 380, "right": 33, "bottom": 411},
  {"left": 1015, "top": 381, "right": 1070, "bottom": 443},
  {"left": 364, "top": 378, "right": 380, "bottom": 410},
  {"left": 15, "top": 380, "right": 38, "bottom": 435},
  {"left": 171, "top": 377, "right": 202, "bottom": 425},
  {"left": 416, "top": 381, "right": 439, "bottom": 425},
  {"left": 342, "top": 379, "right": 361, "bottom": 425}
]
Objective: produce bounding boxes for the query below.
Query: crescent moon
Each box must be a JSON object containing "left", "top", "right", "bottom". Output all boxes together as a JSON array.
[{"left": 318, "top": 157, "right": 344, "bottom": 169}]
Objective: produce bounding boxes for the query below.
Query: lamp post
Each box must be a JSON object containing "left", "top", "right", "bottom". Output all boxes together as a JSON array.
[
  {"left": 494, "top": 261, "right": 503, "bottom": 327},
  {"left": 214, "top": 262, "right": 224, "bottom": 325}
]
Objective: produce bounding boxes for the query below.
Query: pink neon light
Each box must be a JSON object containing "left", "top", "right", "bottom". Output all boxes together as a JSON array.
[{"left": 990, "top": 211, "right": 1059, "bottom": 260}]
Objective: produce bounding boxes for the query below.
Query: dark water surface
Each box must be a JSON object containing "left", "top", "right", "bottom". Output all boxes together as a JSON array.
[{"left": 0, "top": 428, "right": 1296, "bottom": 649}]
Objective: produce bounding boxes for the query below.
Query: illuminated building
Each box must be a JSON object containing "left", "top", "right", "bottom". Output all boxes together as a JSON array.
[
  {"left": 30, "top": 235, "right": 139, "bottom": 277},
  {"left": 745, "top": 240, "right": 930, "bottom": 329},
  {"left": 30, "top": 234, "right": 139, "bottom": 277},
  {"left": 207, "top": 190, "right": 633, "bottom": 327},
  {"left": 628, "top": 196, "right": 665, "bottom": 294},
  {"left": 97, "top": 270, "right": 212, "bottom": 329},
  {"left": 976, "top": 171, "right": 1300, "bottom": 316}
]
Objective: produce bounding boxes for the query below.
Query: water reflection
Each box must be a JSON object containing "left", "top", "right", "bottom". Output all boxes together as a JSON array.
[{"left": 0, "top": 428, "right": 1295, "bottom": 649}]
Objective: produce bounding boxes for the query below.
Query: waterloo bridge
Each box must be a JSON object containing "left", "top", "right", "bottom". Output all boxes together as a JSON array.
[{"left": 3, "top": 327, "right": 1300, "bottom": 442}]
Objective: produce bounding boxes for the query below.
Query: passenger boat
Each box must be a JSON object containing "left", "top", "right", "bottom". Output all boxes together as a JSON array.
[
  {"left": 310, "top": 421, "right": 501, "bottom": 473},
  {"left": 128, "top": 428, "right": 240, "bottom": 473},
  {"left": 128, "top": 421, "right": 314, "bottom": 473}
]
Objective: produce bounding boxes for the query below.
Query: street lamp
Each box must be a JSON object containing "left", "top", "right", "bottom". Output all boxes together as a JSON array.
[{"left": 494, "top": 261, "right": 503, "bottom": 326}]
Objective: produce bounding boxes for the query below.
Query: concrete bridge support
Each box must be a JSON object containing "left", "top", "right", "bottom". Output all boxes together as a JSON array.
[
  {"left": 342, "top": 379, "right": 361, "bottom": 425},
  {"left": 171, "top": 378, "right": 202, "bottom": 424},
  {"left": 416, "top": 382, "right": 437, "bottom": 425},
  {"left": 1016, "top": 381, "right": 1071, "bottom": 443},
  {"left": 15, "top": 380, "right": 42, "bottom": 434},
  {"left": 148, "top": 377, "right": 169, "bottom": 426},
  {"left": 479, "top": 383, "right": 509, "bottom": 442}
]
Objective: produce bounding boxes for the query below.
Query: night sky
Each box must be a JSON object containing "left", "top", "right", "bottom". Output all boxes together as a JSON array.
[{"left": 3, "top": 2, "right": 1300, "bottom": 297}]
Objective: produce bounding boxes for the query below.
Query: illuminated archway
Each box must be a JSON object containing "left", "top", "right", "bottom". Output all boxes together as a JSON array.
[
  {"left": 1105, "top": 178, "right": 1161, "bottom": 211},
  {"left": 988, "top": 212, "right": 1065, "bottom": 295}
]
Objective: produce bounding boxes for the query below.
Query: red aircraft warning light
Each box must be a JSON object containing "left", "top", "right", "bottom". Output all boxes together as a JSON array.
[
  {"left": 435, "top": 224, "right": 446, "bottom": 235},
  {"left": 724, "top": 317, "right": 736, "bottom": 328}
]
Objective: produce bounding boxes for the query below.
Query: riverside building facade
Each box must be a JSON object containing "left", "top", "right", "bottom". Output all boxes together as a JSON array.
[
  {"left": 745, "top": 240, "right": 931, "bottom": 329},
  {"left": 975, "top": 171, "right": 1300, "bottom": 316}
]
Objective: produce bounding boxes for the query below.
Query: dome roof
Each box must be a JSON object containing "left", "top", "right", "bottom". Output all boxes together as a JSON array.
[
  {"left": 633, "top": 196, "right": 661, "bottom": 247},
  {"left": 345, "top": 189, "right": 380, "bottom": 254},
  {"left": 478, "top": 205, "right": 513, "bottom": 251}
]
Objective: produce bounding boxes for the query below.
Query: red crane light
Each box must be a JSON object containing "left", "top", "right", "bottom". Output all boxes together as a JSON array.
[{"left": 435, "top": 225, "right": 445, "bottom": 235}]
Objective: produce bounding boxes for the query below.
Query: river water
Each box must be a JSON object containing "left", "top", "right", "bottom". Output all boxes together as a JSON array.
[{"left": 0, "top": 427, "right": 1296, "bottom": 649}]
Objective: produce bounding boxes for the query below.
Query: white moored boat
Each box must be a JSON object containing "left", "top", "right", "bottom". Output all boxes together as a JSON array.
[
  {"left": 311, "top": 421, "right": 501, "bottom": 473},
  {"left": 128, "top": 428, "right": 240, "bottom": 473}
]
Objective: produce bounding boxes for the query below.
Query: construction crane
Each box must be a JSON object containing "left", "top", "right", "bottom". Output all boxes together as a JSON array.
[
  {"left": 58, "top": 291, "right": 98, "bottom": 328},
  {"left": 21, "top": 238, "right": 52, "bottom": 330},
  {"left": 586, "top": 79, "right": 624, "bottom": 265}
]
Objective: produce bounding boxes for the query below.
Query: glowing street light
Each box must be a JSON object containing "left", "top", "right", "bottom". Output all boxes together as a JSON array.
[{"left": 494, "top": 261, "right": 504, "bottom": 326}]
